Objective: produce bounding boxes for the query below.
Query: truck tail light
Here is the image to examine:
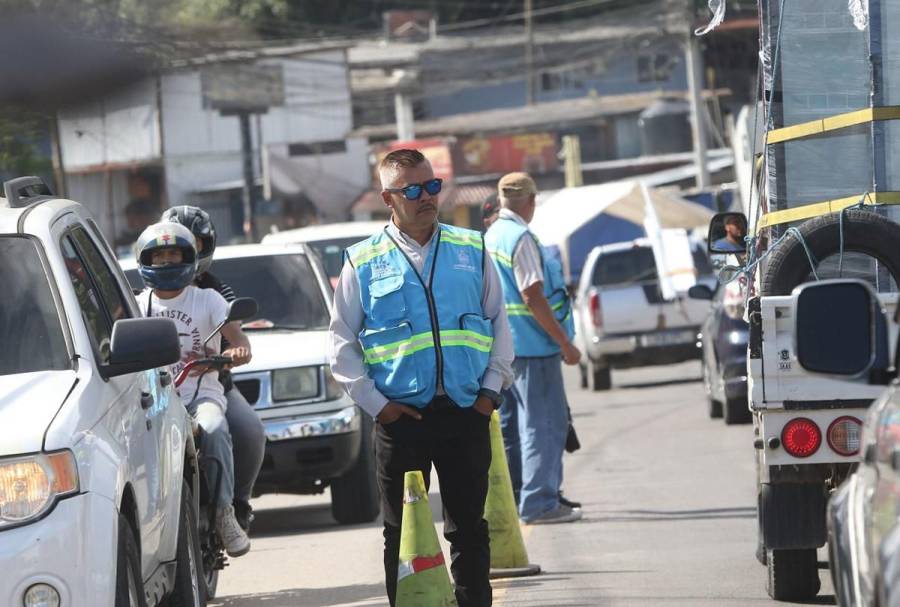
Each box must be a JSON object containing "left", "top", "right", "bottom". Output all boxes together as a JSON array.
[
  {"left": 590, "top": 291, "right": 602, "bottom": 328},
  {"left": 827, "top": 416, "right": 863, "bottom": 457},
  {"left": 781, "top": 418, "right": 822, "bottom": 458}
]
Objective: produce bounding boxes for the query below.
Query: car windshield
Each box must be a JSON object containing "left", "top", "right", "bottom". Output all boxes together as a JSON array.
[
  {"left": 592, "top": 247, "right": 659, "bottom": 286},
  {"left": 0, "top": 237, "right": 69, "bottom": 375},
  {"left": 307, "top": 237, "right": 365, "bottom": 279},
  {"left": 126, "top": 253, "right": 330, "bottom": 330}
]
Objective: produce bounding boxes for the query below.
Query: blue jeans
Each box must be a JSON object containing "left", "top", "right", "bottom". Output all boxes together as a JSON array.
[{"left": 506, "top": 355, "right": 569, "bottom": 521}]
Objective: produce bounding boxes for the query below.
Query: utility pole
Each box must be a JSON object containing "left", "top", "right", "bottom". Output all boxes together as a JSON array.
[
  {"left": 238, "top": 110, "right": 257, "bottom": 242},
  {"left": 685, "top": 32, "right": 710, "bottom": 188},
  {"left": 525, "top": 0, "right": 535, "bottom": 105}
]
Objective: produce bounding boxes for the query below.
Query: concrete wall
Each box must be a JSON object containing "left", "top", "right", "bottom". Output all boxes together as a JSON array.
[{"left": 58, "top": 79, "right": 161, "bottom": 170}]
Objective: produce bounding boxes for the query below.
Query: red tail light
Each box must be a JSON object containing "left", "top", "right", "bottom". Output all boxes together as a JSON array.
[
  {"left": 590, "top": 292, "right": 602, "bottom": 327},
  {"left": 827, "top": 416, "right": 863, "bottom": 457},
  {"left": 781, "top": 418, "right": 822, "bottom": 458}
]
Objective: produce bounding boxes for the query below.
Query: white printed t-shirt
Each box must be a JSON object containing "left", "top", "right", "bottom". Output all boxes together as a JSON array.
[{"left": 137, "top": 285, "right": 229, "bottom": 409}]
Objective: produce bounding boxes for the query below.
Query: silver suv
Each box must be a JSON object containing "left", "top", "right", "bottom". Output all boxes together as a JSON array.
[{"left": 0, "top": 178, "right": 204, "bottom": 606}]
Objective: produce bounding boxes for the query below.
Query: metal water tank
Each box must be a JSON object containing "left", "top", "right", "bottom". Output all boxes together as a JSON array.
[{"left": 638, "top": 99, "right": 692, "bottom": 155}]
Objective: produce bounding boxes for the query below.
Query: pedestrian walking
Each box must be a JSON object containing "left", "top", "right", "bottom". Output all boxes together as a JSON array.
[
  {"left": 484, "top": 172, "right": 583, "bottom": 525},
  {"left": 328, "top": 148, "right": 514, "bottom": 607}
]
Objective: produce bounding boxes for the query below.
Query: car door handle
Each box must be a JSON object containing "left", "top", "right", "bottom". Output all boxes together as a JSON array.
[
  {"left": 140, "top": 392, "right": 154, "bottom": 410},
  {"left": 159, "top": 371, "right": 172, "bottom": 387}
]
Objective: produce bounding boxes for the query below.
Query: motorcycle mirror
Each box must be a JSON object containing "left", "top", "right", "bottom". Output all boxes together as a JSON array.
[
  {"left": 203, "top": 297, "right": 258, "bottom": 347},
  {"left": 226, "top": 297, "right": 258, "bottom": 323}
]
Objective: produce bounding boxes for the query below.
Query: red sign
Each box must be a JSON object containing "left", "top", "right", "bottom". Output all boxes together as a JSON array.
[{"left": 456, "top": 133, "right": 559, "bottom": 176}]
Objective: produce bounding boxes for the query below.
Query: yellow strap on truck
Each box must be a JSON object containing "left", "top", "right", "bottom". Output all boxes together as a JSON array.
[
  {"left": 756, "top": 192, "right": 900, "bottom": 231},
  {"left": 767, "top": 106, "right": 900, "bottom": 144}
]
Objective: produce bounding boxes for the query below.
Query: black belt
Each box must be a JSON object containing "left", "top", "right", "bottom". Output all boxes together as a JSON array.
[{"left": 422, "top": 395, "right": 457, "bottom": 413}]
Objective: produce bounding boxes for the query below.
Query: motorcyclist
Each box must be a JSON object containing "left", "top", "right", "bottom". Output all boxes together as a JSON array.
[
  {"left": 162, "top": 205, "right": 266, "bottom": 531},
  {"left": 135, "top": 222, "right": 253, "bottom": 557}
]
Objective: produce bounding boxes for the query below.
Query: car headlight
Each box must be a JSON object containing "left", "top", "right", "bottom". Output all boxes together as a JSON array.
[
  {"left": 324, "top": 366, "right": 344, "bottom": 401},
  {"left": 272, "top": 367, "right": 320, "bottom": 402},
  {"left": 0, "top": 451, "right": 78, "bottom": 528},
  {"left": 727, "top": 330, "right": 748, "bottom": 345}
]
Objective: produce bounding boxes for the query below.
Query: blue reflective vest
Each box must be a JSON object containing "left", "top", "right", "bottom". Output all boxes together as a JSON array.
[
  {"left": 348, "top": 224, "right": 493, "bottom": 408},
  {"left": 485, "top": 216, "right": 574, "bottom": 357}
]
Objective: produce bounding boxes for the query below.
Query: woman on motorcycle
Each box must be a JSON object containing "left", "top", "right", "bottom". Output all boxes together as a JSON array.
[
  {"left": 162, "top": 205, "right": 266, "bottom": 531},
  {"left": 135, "top": 222, "right": 253, "bottom": 558}
]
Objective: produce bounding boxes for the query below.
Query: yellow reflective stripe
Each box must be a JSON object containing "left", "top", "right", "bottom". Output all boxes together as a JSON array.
[
  {"left": 505, "top": 301, "right": 565, "bottom": 316},
  {"left": 767, "top": 106, "right": 900, "bottom": 144},
  {"left": 363, "top": 329, "right": 493, "bottom": 364},
  {"left": 440, "top": 329, "right": 493, "bottom": 350},
  {"left": 441, "top": 233, "right": 483, "bottom": 249},
  {"left": 488, "top": 248, "right": 513, "bottom": 268},
  {"left": 363, "top": 332, "right": 434, "bottom": 365},
  {"left": 756, "top": 191, "right": 900, "bottom": 231},
  {"left": 350, "top": 240, "right": 396, "bottom": 266}
]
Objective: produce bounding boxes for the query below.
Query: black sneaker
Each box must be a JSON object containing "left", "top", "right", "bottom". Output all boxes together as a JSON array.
[
  {"left": 234, "top": 500, "right": 254, "bottom": 532},
  {"left": 559, "top": 493, "right": 582, "bottom": 510}
]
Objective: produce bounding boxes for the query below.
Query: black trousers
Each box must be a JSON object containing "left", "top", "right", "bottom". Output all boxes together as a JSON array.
[{"left": 375, "top": 396, "right": 493, "bottom": 607}]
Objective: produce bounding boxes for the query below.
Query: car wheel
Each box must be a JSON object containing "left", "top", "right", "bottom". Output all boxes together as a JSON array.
[
  {"left": 164, "top": 479, "right": 206, "bottom": 607},
  {"left": 702, "top": 362, "right": 723, "bottom": 419},
  {"left": 591, "top": 362, "right": 611, "bottom": 391},
  {"left": 115, "top": 514, "right": 147, "bottom": 607},
  {"left": 766, "top": 548, "right": 820, "bottom": 601},
  {"left": 331, "top": 412, "right": 380, "bottom": 525}
]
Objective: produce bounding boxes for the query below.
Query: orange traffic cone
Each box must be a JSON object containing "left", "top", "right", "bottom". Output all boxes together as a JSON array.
[
  {"left": 486, "top": 411, "right": 541, "bottom": 579},
  {"left": 396, "top": 470, "right": 458, "bottom": 607}
]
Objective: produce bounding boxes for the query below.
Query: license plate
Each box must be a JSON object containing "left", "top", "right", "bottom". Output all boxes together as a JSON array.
[{"left": 639, "top": 330, "right": 695, "bottom": 347}]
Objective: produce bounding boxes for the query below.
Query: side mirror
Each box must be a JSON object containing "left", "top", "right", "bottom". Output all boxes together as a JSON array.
[
  {"left": 227, "top": 297, "right": 258, "bottom": 323},
  {"left": 793, "top": 279, "right": 882, "bottom": 377},
  {"left": 106, "top": 318, "right": 180, "bottom": 378},
  {"left": 202, "top": 297, "right": 259, "bottom": 347},
  {"left": 708, "top": 212, "right": 748, "bottom": 255},
  {"left": 688, "top": 284, "right": 715, "bottom": 300}
]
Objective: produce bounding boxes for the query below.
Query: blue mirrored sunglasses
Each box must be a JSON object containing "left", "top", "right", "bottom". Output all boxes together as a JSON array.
[{"left": 385, "top": 178, "right": 443, "bottom": 201}]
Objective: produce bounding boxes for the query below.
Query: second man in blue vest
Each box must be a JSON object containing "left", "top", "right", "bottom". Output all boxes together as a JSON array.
[
  {"left": 329, "top": 149, "right": 514, "bottom": 607},
  {"left": 485, "top": 172, "right": 583, "bottom": 525}
]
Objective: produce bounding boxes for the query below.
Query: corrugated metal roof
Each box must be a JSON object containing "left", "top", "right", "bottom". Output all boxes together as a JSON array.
[{"left": 351, "top": 91, "right": 681, "bottom": 140}]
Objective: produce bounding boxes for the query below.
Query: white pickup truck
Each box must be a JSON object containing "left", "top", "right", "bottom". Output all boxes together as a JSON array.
[{"left": 575, "top": 237, "right": 714, "bottom": 390}]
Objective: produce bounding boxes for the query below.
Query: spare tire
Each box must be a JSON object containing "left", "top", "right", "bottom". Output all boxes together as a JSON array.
[{"left": 760, "top": 210, "right": 900, "bottom": 296}]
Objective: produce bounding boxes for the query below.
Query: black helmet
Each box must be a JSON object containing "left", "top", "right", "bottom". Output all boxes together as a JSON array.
[
  {"left": 135, "top": 223, "right": 198, "bottom": 291},
  {"left": 161, "top": 205, "right": 216, "bottom": 274}
]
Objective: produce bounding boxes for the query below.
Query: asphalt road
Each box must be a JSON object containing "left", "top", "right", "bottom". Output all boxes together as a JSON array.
[{"left": 212, "top": 361, "right": 836, "bottom": 607}]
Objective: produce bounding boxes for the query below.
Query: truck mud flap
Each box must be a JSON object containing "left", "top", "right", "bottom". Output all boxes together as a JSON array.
[{"left": 760, "top": 483, "right": 827, "bottom": 550}]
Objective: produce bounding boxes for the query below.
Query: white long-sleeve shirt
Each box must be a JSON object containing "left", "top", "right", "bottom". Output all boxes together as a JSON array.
[{"left": 328, "top": 220, "right": 514, "bottom": 418}]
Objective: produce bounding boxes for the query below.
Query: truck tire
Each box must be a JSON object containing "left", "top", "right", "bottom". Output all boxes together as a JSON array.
[
  {"left": 766, "top": 548, "right": 820, "bottom": 601},
  {"left": 164, "top": 480, "right": 206, "bottom": 607},
  {"left": 723, "top": 397, "right": 751, "bottom": 425},
  {"left": 331, "top": 412, "right": 380, "bottom": 525},
  {"left": 760, "top": 210, "right": 900, "bottom": 296},
  {"left": 115, "top": 514, "right": 147, "bottom": 607},
  {"left": 592, "top": 362, "right": 612, "bottom": 391}
]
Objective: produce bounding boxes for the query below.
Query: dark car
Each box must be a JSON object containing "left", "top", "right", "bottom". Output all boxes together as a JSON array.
[{"left": 690, "top": 278, "right": 751, "bottom": 424}]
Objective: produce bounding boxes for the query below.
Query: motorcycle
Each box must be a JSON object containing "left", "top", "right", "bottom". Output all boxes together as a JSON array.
[{"left": 174, "top": 297, "right": 257, "bottom": 599}]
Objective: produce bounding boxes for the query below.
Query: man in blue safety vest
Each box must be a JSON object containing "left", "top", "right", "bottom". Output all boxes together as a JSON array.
[
  {"left": 328, "top": 148, "right": 514, "bottom": 607},
  {"left": 485, "top": 172, "right": 583, "bottom": 525}
]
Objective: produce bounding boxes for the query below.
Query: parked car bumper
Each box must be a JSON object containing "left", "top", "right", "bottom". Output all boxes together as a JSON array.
[
  {"left": 589, "top": 327, "right": 702, "bottom": 368},
  {"left": 722, "top": 358, "right": 748, "bottom": 401},
  {"left": 0, "top": 492, "right": 117, "bottom": 607},
  {"left": 255, "top": 404, "right": 363, "bottom": 494}
]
